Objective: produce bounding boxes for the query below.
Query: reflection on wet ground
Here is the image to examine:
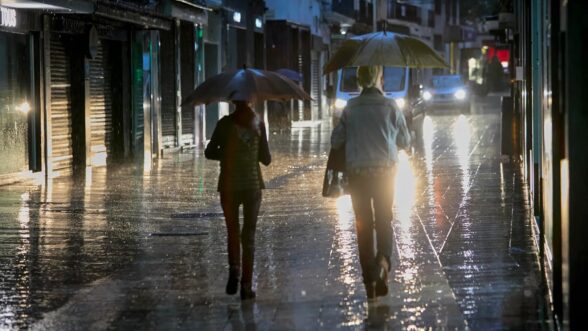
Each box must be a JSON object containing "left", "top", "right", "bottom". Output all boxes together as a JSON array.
[{"left": 0, "top": 95, "right": 552, "bottom": 330}]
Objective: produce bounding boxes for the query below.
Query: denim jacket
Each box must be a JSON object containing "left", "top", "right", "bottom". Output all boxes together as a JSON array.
[{"left": 330, "top": 87, "right": 411, "bottom": 173}]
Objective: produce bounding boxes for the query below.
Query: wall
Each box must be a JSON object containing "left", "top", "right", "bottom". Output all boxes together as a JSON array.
[{"left": 266, "top": 0, "right": 323, "bottom": 36}]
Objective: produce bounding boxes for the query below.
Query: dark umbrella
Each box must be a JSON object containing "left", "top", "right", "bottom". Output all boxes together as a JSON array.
[
  {"left": 275, "top": 68, "right": 303, "bottom": 82},
  {"left": 181, "top": 67, "right": 311, "bottom": 106},
  {"left": 323, "top": 31, "right": 448, "bottom": 74}
]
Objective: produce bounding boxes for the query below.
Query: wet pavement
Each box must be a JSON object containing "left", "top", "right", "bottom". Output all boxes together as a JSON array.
[{"left": 0, "top": 95, "right": 553, "bottom": 330}]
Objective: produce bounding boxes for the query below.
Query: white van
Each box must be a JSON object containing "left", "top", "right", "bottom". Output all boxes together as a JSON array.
[{"left": 330, "top": 66, "right": 426, "bottom": 144}]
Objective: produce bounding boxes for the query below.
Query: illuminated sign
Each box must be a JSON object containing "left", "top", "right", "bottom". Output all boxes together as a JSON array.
[
  {"left": 232, "top": 12, "right": 241, "bottom": 23},
  {"left": 0, "top": 6, "right": 16, "bottom": 28}
]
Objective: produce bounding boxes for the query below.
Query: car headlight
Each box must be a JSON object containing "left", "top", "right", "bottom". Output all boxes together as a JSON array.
[
  {"left": 334, "top": 98, "right": 347, "bottom": 109},
  {"left": 423, "top": 91, "right": 432, "bottom": 101},
  {"left": 454, "top": 89, "right": 466, "bottom": 100},
  {"left": 395, "top": 98, "right": 406, "bottom": 110}
]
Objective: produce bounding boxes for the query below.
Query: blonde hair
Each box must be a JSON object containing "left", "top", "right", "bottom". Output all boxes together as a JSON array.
[{"left": 357, "top": 65, "right": 383, "bottom": 89}]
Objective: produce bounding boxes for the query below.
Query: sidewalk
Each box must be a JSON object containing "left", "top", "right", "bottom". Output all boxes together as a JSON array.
[{"left": 0, "top": 98, "right": 552, "bottom": 330}]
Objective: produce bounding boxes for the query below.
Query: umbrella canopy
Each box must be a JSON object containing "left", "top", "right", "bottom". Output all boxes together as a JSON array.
[
  {"left": 275, "top": 68, "right": 303, "bottom": 82},
  {"left": 323, "top": 31, "right": 448, "bottom": 74},
  {"left": 181, "top": 68, "right": 311, "bottom": 106}
]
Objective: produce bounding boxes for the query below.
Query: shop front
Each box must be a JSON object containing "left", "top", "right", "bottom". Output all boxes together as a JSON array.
[
  {"left": 0, "top": 6, "right": 42, "bottom": 183},
  {"left": 43, "top": 14, "right": 133, "bottom": 176}
]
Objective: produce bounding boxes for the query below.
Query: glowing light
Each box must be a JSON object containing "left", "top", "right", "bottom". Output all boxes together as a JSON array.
[
  {"left": 423, "top": 115, "right": 434, "bottom": 171},
  {"left": 17, "top": 192, "right": 30, "bottom": 227},
  {"left": 395, "top": 97, "right": 406, "bottom": 110},
  {"left": 336, "top": 195, "right": 354, "bottom": 230},
  {"left": 423, "top": 91, "right": 432, "bottom": 101},
  {"left": 453, "top": 115, "right": 471, "bottom": 191},
  {"left": 334, "top": 194, "right": 358, "bottom": 290},
  {"left": 233, "top": 12, "right": 241, "bottom": 23},
  {"left": 394, "top": 150, "right": 416, "bottom": 229},
  {"left": 454, "top": 89, "right": 466, "bottom": 100},
  {"left": 499, "top": 163, "right": 506, "bottom": 205},
  {"left": 544, "top": 117, "right": 553, "bottom": 162},
  {"left": 255, "top": 18, "right": 262, "bottom": 28},
  {"left": 16, "top": 101, "right": 30, "bottom": 113},
  {"left": 334, "top": 98, "right": 347, "bottom": 109}
]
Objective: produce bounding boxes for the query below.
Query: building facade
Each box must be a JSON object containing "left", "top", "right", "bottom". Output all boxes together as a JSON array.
[
  {"left": 0, "top": 0, "right": 267, "bottom": 181},
  {"left": 264, "top": 0, "right": 330, "bottom": 128},
  {"left": 509, "top": 0, "right": 588, "bottom": 329}
]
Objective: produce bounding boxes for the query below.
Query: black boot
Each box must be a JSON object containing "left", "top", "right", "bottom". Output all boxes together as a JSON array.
[
  {"left": 226, "top": 266, "right": 240, "bottom": 295},
  {"left": 365, "top": 282, "right": 376, "bottom": 300},
  {"left": 240, "top": 282, "right": 256, "bottom": 300}
]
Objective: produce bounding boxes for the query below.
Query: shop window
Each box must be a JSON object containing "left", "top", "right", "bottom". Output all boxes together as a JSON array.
[{"left": 0, "top": 31, "right": 30, "bottom": 175}]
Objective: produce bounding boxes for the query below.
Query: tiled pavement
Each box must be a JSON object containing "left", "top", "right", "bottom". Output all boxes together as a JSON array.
[{"left": 0, "top": 96, "right": 552, "bottom": 330}]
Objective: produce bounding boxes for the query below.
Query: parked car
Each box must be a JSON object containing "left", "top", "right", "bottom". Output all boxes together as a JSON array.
[
  {"left": 422, "top": 74, "right": 471, "bottom": 113},
  {"left": 330, "top": 66, "right": 426, "bottom": 141}
]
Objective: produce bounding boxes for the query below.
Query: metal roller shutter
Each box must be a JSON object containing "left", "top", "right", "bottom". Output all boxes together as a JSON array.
[
  {"left": 311, "top": 53, "right": 321, "bottom": 120},
  {"left": 50, "top": 34, "right": 73, "bottom": 176},
  {"left": 180, "top": 22, "right": 194, "bottom": 142},
  {"left": 160, "top": 30, "right": 176, "bottom": 148},
  {"left": 301, "top": 30, "right": 311, "bottom": 121},
  {"left": 89, "top": 40, "right": 113, "bottom": 166}
]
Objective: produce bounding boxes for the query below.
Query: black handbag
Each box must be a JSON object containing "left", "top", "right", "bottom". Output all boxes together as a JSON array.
[{"left": 322, "top": 147, "right": 347, "bottom": 198}]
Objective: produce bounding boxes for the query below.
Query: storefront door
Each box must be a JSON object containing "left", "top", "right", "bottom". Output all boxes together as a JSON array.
[{"left": 0, "top": 31, "right": 31, "bottom": 175}]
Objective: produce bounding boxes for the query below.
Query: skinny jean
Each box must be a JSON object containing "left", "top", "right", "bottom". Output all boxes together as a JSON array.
[
  {"left": 348, "top": 173, "right": 395, "bottom": 284},
  {"left": 220, "top": 189, "right": 262, "bottom": 284}
]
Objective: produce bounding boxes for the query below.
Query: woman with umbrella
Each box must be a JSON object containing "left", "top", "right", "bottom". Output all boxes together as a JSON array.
[
  {"left": 325, "top": 30, "right": 447, "bottom": 301},
  {"left": 205, "top": 99, "right": 271, "bottom": 300},
  {"left": 331, "top": 65, "right": 411, "bottom": 300},
  {"left": 184, "top": 67, "right": 310, "bottom": 300}
]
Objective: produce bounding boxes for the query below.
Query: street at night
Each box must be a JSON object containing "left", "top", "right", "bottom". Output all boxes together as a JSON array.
[
  {"left": 0, "top": 95, "right": 551, "bottom": 329},
  {"left": 2, "top": 0, "right": 588, "bottom": 330}
]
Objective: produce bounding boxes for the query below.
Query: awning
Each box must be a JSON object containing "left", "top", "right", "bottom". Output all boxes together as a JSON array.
[
  {"left": 168, "top": 0, "right": 209, "bottom": 25},
  {"left": 94, "top": 2, "right": 171, "bottom": 30},
  {"left": 0, "top": 0, "right": 94, "bottom": 13}
]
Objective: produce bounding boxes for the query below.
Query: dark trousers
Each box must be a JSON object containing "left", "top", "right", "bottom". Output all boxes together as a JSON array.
[
  {"left": 220, "top": 189, "right": 262, "bottom": 284},
  {"left": 348, "top": 174, "right": 395, "bottom": 284}
]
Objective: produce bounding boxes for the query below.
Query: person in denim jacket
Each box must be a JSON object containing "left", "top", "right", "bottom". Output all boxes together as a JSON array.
[{"left": 331, "top": 65, "right": 411, "bottom": 300}]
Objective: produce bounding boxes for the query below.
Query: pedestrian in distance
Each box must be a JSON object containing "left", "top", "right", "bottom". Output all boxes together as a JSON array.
[
  {"left": 205, "top": 100, "right": 271, "bottom": 300},
  {"left": 330, "top": 65, "right": 411, "bottom": 300}
]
